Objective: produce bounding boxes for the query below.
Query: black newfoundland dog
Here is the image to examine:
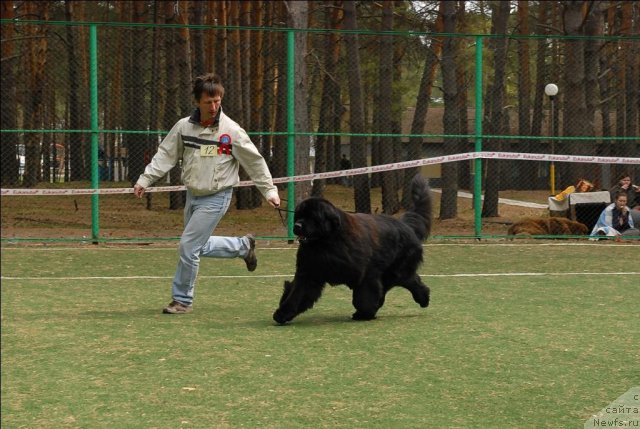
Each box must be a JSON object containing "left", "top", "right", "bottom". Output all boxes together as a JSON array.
[{"left": 273, "top": 174, "right": 432, "bottom": 324}]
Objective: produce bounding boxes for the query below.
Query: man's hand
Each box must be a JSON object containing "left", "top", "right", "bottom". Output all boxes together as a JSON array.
[
  {"left": 267, "top": 194, "right": 280, "bottom": 208},
  {"left": 133, "top": 184, "right": 146, "bottom": 198}
]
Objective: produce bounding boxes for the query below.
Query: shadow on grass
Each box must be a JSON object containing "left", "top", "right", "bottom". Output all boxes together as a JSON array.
[{"left": 262, "top": 311, "right": 426, "bottom": 328}]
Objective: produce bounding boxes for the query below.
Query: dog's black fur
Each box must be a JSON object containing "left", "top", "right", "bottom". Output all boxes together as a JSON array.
[{"left": 273, "top": 175, "right": 432, "bottom": 324}]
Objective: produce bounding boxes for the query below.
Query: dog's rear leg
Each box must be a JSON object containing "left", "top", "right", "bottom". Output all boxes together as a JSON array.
[
  {"left": 273, "top": 278, "right": 325, "bottom": 324},
  {"left": 401, "top": 274, "right": 430, "bottom": 308},
  {"left": 351, "top": 281, "right": 383, "bottom": 321}
]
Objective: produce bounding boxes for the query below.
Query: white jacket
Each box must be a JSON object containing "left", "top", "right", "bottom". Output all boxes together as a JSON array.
[{"left": 136, "top": 109, "right": 278, "bottom": 200}]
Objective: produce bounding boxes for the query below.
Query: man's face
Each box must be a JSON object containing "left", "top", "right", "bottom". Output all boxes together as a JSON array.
[{"left": 197, "top": 94, "right": 222, "bottom": 120}]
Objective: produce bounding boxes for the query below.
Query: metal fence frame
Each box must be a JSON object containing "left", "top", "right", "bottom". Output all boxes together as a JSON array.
[{"left": 1, "top": 19, "right": 639, "bottom": 242}]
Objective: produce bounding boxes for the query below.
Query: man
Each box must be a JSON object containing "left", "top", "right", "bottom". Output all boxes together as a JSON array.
[{"left": 133, "top": 74, "right": 280, "bottom": 314}]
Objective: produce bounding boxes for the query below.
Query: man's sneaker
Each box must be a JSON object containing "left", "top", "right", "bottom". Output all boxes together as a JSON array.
[
  {"left": 162, "top": 300, "right": 193, "bottom": 314},
  {"left": 243, "top": 234, "right": 257, "bottom": 272}
]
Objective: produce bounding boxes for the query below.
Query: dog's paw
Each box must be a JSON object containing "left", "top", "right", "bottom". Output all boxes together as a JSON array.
[
  {"left": 413, "top": 288, "right": 430, "bottom": 308},
  {"left": 352, "top": 311, "right": 376, "bottom": 321},
  {"left": 273, "top": 309, "right": 291, "bottom": 325},
  {"left": 419, "top": 295, "right": 430, "bottom": 308}
]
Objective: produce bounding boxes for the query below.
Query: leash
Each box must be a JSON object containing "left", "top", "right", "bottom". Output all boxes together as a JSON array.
[
  {"left": 273, "top": 197, "right": 360, "bottom": 229},
  {"left": 275, "top": 198, "right": 295, "bottom": 229}
]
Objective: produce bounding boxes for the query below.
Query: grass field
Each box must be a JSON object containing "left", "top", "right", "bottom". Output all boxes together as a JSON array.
[{"left": 1, "top": 242, "right": 639, "bottom": 428}]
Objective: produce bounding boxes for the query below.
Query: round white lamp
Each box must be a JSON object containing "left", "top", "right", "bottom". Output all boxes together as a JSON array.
[{"left": 545, "top": 83, "right": 558, "bottom": 98}]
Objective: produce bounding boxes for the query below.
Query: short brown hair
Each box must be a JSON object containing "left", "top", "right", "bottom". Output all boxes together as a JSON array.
[{"left": 193, "top": 73, "right": 225, "bottom": 101}]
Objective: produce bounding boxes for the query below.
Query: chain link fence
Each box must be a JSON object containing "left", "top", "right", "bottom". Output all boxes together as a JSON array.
[{"left": 1, "top": 19, "right": 639, "bottom": 242}]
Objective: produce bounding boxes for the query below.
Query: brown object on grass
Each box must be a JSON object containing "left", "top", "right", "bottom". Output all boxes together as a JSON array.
[{"left": 507, "top": 217, "right": 588, "bottom": 237}]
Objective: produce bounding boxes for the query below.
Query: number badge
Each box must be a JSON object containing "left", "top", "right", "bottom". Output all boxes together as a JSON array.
[{"left": 200, "top": 145, "right": 218, "bottom": 157}]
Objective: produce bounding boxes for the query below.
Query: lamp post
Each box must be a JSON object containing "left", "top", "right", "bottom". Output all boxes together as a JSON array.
[{"left": 545, "top": 83, "right": 558, "bottom": 195}]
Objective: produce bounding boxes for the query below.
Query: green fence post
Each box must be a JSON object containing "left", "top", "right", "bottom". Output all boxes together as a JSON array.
[
  {"left": 90, "top": 24, "right": 100, "bottom": 243},
  {"left": 474, "top": 35, "right": 483, "bottom": 238},
  {"left": 286, "top": 29, "right": 295, "bottom": 243}
]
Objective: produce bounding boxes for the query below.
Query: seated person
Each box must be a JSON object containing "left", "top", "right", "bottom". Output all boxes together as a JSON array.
[
  {"left": 609, "top": 172, "right": 640, "bottom": 225},
  {"left": 591, "top": 190, "right": 639, "bottom": 237}
]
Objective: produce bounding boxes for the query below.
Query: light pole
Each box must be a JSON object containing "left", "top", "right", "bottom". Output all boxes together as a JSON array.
[{"left": 545, "top": 83, "right": 558, "bottom": 195}]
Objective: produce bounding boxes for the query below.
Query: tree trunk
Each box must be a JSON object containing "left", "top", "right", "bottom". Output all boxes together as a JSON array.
[
  {"left": 126, "top": 1, "right": 149, "bottom": 188},
  {"left": 379, "top": 1, "right": 400, "bottom": 214},
  {"left": 455, "top": 0, "right": 471, "bottom": 191},
  {"left": 402, "top": 4, "right": 443, "bottom": 209},
  {"left": 622, "top": 1, "right": 639, "bottom": 160},
  {"left": 261, "top": 1, "right": 277, "bottom": 174},
  {"left": 287, "top": 0, "right": 312, "bottom": 203},
  {"left": 65, "top": 1, "right": 88, "bottom": 182},
  {"left": 439, "top": 0, "right": 459, "bottom": 220},
  {"left": 23, "top": 2, "right": 50, "bottom": 187},
  {"left": 312, "top": 1, "right": 343, "bottom": 197},
  {"left": 584, "top": 1, "right": 605, "bottom": 184},
  {"left": 145, "top": 2, "right": 164, "bottom": 210},
  {"left": 0, "top": 1, "right": 19, "bottom": 185},
  {"left": 344, "top": 1, "right": 371, "bottom": 213},
  {"left": 168, "top": 0, "right": 191, "bottom": 210},
  {"left": 272, "top": 2, "right": 289, "bottom": 183},
  {"left": 517, "top": 0, "right": 535, "bottom": 189},
  {"left": 235, "top": 1, "right": 263, "bottom": 209},
  {"left": 189, "top": 1, "right": 205, "bottom": 76},
  {"left": 481, "top": 0, "right": 509, "bottom": 218},
  {"left": 531, "top": 1, "right": 550, "bottom": 181},
  {"left": 562, "top": 0, "right": 590, "bottom": 182}
]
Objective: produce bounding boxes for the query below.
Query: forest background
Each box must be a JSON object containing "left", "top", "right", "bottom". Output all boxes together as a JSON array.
[{"left": 1, "top": 1, "right": 638, "bottom": 227}]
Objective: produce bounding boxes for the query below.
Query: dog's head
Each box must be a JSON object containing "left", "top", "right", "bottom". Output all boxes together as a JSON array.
[{"left": 293, "top": 197, "right": 342, "bottom": 243}]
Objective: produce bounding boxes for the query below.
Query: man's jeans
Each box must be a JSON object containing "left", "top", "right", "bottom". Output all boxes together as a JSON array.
[{"left": 172, "top": 188, "right": 252, "bottom": 305}]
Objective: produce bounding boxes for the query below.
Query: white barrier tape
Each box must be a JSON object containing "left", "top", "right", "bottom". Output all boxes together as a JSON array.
[{"left": 3, "top": 151, "right": 638, "bottom": 196}]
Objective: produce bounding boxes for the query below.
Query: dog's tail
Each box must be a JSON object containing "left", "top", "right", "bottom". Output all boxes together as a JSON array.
[{"left": 401, "top": 174, "right": 433, "bottom": 241}]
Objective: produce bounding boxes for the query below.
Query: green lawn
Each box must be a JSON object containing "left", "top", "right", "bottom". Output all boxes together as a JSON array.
[{"left": 2, "top": 243, "right": 638, "bottom": 428}]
